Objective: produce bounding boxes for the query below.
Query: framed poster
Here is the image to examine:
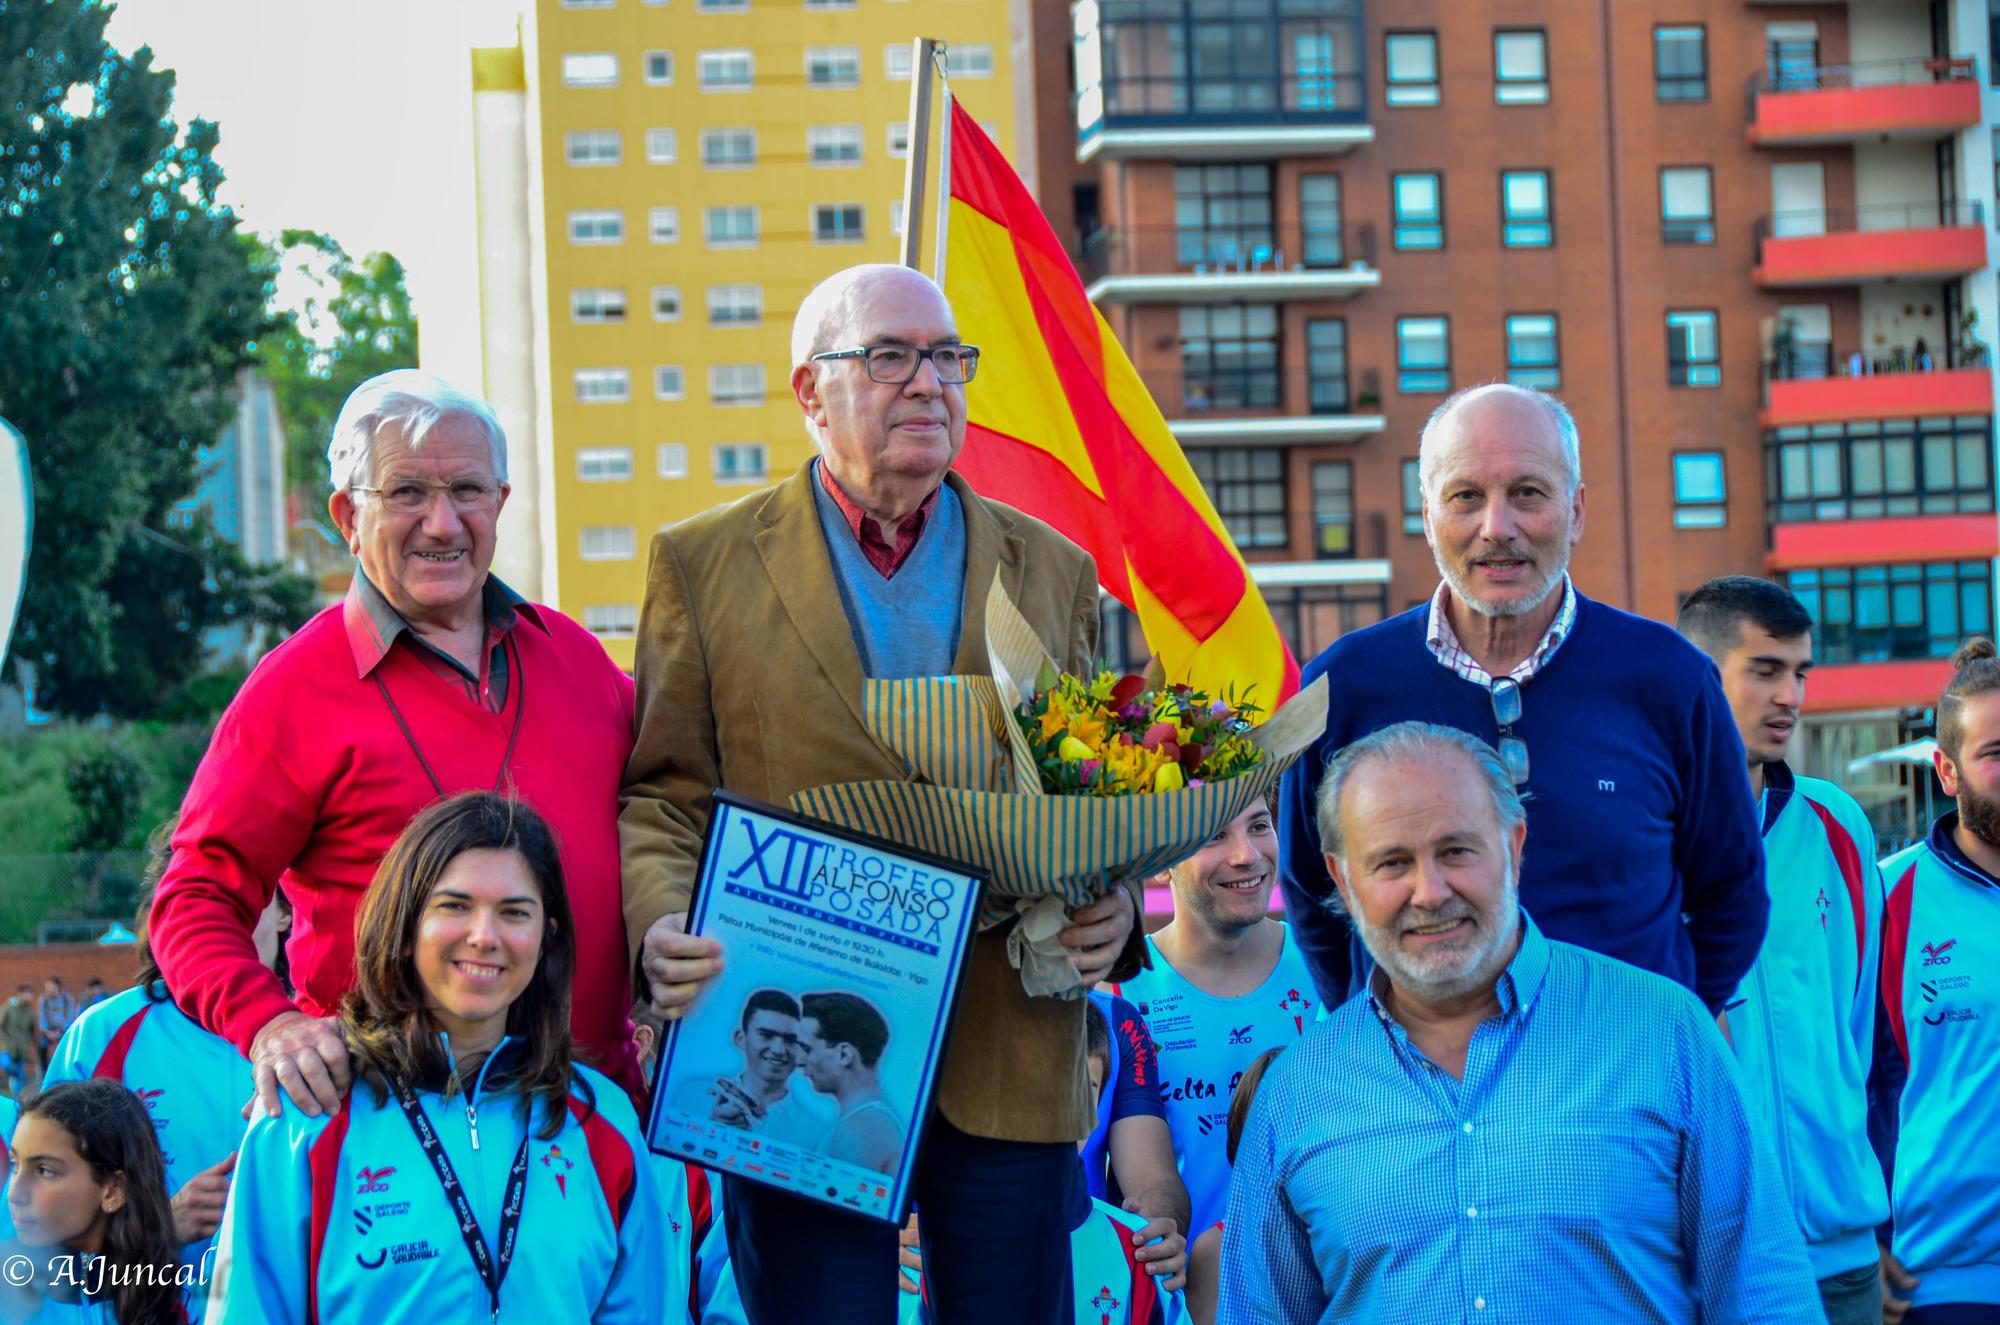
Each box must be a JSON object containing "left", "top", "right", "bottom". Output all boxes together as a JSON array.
[{"left": 646, "top": 791, "right": 985, "bottom": 1224}]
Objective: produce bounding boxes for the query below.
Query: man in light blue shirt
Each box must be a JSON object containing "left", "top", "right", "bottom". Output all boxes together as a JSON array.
[{"left": 1221, "top": 721, "right": 1819, "bottom": 1324}]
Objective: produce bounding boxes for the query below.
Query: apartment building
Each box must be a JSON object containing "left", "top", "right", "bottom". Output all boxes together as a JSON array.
[
  {"left": 1026, "top": 0, "right": 2000, "bottom": 837},
  {"left": 471, "top": 0, "right": 1017, "bottom": 668}
]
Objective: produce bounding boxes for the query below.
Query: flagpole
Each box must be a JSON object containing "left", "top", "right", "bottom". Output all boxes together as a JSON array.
[
  {"left": 898, "top": 37, "right": 940, "bottom": 270},
  {"left": 931, "top": 46, "right": 952, "bottom": 288}
]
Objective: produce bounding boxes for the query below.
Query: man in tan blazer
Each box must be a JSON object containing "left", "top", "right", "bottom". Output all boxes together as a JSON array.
[{"left": 620, "top": 263, "right": 1145, "bottom": 1325}]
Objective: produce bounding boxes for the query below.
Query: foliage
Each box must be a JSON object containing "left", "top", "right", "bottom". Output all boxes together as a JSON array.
[
  {"left": 0, "top": 722, "right": 206, "bottom": 855},
  {"left": 0, "top": 0, "right": 311, "bottom": 717},
  {"left": 63, "top": 741, "right": 148, "bottom": 852},
  {"left": 256, "top": 229, "right": 419, "bottom": 507},
  {"left": 1014, "top": 665, "right": 1264, "bottom": 796}
]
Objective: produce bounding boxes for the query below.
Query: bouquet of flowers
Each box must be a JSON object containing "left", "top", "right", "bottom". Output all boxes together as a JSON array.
[{"left": 791, "top": 572, "right": 1328, "bottom": 998}]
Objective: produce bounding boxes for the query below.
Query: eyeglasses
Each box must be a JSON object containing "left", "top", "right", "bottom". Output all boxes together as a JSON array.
[
  {"left": 809, "top": 343, "right": 981, "bottom": 385},
  {"left": 350, "top": 478, "right": 503, "bottom": 515},
  {"left": 1490, "top": 678, "right": 1529, "bottom": 787}
]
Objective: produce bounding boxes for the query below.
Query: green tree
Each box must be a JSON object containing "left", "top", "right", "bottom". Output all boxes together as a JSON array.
[
  {"left": 0, "top": 0, "right": 301, "bottom": 717},
  {"left": 63, "top": 743, "right": 148, "bottom": 853},
  {"left": 258, "top": 229, "right": 419, "bottom": 511}
]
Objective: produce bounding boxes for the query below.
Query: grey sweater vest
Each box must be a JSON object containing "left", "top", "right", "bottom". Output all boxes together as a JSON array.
[{"left": 810, "top": 464, "right": 967, "bottom": 680}]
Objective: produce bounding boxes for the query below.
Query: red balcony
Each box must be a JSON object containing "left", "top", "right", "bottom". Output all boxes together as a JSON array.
[
  {"left": 1802, "top": 660, "right": 1956, "bottom": 713},
  {"left": 1768, "top": 515, "right": 2000, "bottom": 572},
  {"left": 1762, "top": 359, "right": 1994, "bottom": 427},
  {"left": 1754, "top": 202, "right": 1987, "bottom": 288},
  {"left": 1748, "top": 57, "right": 1981, "bottom": 147}
]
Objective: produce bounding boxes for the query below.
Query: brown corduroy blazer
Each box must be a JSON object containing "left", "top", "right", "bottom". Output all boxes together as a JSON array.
[{"left": 618, "top": 462, "right": 1145, "bottom": 1143}]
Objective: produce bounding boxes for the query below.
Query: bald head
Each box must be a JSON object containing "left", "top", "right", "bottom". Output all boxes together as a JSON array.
[
  {"left": 791, "top": 265, "right": 953, "bottom": 370},
  {"left": 1418, "top": 383, "right": 1581, "bottom": 502}
]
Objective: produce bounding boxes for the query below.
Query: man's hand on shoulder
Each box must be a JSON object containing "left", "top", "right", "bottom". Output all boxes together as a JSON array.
[
  {"left": 1061, "top": 887, "right": 1136, "bottom": 987},
  {"left": 249, "top": 1010, "right": 350, "bottom": 1119},
  {"left": 641, "top": 911, "right": 724, "bottom": 1021}
]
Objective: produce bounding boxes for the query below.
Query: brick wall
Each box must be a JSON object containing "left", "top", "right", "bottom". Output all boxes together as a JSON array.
[{"left": 0, "top": 943, "right": 139, "bottom": 1005}]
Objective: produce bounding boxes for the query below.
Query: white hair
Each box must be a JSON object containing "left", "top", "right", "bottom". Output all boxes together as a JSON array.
[
  {"left": 325, "top": 369, "right": 508, "bottom": 492},
  {"left": 1417, "top": 383, "right": 1581, "bottom": 502},
  {"left": 789, "top": 265, "right": 952, "bottom": 449}
]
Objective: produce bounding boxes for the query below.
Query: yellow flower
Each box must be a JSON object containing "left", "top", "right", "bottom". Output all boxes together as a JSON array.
[
  {"left": 1038, "top": 693, "right": 1071, "bottom": 743},
  {"left": 1153, "top": 763, "right": 1186, "bottom": 792},
  {"left": 1058, "top": 735, "right": 1096, "bottom": 764}
]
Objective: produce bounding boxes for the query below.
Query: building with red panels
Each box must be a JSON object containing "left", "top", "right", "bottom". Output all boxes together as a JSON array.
[{"left": 1014, "top": 0, "right": 2000, "bottom": 839}]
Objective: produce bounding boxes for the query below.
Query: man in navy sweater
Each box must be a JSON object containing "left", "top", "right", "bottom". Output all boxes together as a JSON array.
[{"left": 1276, "top": 383, "right": 1766, "bottom": 1014}]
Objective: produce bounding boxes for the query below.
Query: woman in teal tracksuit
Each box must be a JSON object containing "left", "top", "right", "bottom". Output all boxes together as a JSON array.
[{"left": 210, "top": 792, "right": 675, "bottom": 1324}]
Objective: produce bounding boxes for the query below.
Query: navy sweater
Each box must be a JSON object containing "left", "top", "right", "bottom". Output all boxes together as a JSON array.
[{"left": 1275, "top": 593, "right": 1767, "bottom": 1012}]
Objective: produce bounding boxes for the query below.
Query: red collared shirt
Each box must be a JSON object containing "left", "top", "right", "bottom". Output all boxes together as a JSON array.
[
  {"left": 815, "top": 460, "right": 940, "bottom": 579},
  {"left": 344, "top": 572, "right": 538, "bottom": 713}
]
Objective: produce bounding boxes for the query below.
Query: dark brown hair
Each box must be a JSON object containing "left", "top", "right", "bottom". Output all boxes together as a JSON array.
[
  {"left": 1225, "top": 1046, "right": 1284, "bottom": 1166},
  {"left": 341, "top": 792, "right": 584, "bottom": 1140},
  {"left": 21, "top": 1080, "right": 181, "bottom": 1325},
  {"left": 1938, "top": 637, "right": 2000, "bottom": 762}
]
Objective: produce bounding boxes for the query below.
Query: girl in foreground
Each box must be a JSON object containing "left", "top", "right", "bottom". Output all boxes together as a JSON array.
[
  {"left": 209, "top": 792, "right": 673, "bottom": 1322},
  {"left": 7, "top": 1078, "right": 186, "bottom": 1323}
]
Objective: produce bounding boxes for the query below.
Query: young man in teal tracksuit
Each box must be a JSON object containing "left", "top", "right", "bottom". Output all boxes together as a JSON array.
[
  {"left": 1874, "top": 638, "right": 2000, "bottom": 1322},
  {"left": 1680, "top": 579, "right": 1889, "bottom": 1324}
]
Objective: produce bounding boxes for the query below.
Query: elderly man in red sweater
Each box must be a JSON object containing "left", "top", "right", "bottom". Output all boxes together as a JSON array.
[{"left": 150, "top": 369, "right": 641, "bottom": 1111}]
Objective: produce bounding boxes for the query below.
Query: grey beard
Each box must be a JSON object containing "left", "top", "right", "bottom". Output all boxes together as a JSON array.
[{"left": 1431, "top": 542, "right": 1572, "bottom": 620}]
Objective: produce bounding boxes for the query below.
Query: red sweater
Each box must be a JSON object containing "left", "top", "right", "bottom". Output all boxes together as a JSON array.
[{"left": 151, "top": 593, "right": 640, "bottom": 1090}]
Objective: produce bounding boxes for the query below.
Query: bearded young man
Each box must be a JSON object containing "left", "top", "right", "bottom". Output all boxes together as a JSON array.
[
  {"left": 1222, "top": 723, "right": 1820, "bottom": 1325},
  {"left": 1275, "top": 383, "right": 1766, "bottom": 1017}
]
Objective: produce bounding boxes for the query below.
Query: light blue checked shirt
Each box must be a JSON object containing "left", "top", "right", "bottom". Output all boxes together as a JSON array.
[{"left": 1218, "top": 912, "right": 1820, "bottom": 1325}]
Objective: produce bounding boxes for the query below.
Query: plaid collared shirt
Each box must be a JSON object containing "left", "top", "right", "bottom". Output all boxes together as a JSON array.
[
  {"left": 343, "top": 571, "right": 541, "bottom": 713},
  {"left": 1424, "top": 574, "right": 1577, "bottom": 687}
]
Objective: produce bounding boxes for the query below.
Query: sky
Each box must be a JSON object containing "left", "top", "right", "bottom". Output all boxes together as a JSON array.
[{"left": 101, "top": 0, "right": 526, "bottom": 390}]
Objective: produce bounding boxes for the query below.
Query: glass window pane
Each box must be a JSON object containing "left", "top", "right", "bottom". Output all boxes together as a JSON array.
[
  {"left": 1386, "top": 33, "right": 1437, "bottom": 83},
  {"left": 1661, "top": 168, "right": 1712, "bottom": 219},
  {"left": 1675, "top": 453, "right": 1725, "bottom": 502},
  {"left": 1496, "top": 31, "right": 1545, "bottom": 79}
]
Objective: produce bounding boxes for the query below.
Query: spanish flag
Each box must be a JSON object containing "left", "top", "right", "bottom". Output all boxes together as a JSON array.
[{"left": 942, "top": 102, "right": 1301, "bottom": 705}]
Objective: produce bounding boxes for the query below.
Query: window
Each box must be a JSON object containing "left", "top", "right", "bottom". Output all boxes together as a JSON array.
[
  {"left": 1392, "top": 173, "right": 1443, "bottom": 250},
  {"left": 1401, "top": 459, "right": 1425, "bottom": 534},
  {"left": 577, "top": 448, "right": 633, "bottom": 482},
  {"left": 1786, "top": 561, "right": 1994, "bottom": 664},
  {"left": 568, "top": 209, "right": 624, "bottom": 244},
  {"left": 561, "top": 0, "right": 614, "bottom": 8},
  {"left": 1766, "top": 416, "right": 1995, "bottom": 523},
  {"left": 1384, "top": 31, "right": 1440, "bottom": 106},
  {"left": 1500, "top": 171, "right": 1552, "bottom": 247},
  {"left": 710, "top": 364, "right": 766, "bottom": 406},
  {"left": 702, "top": 127, "right": 756, "bottom": 168},
  {"left": 1312, "top": 461, "right": 1355, "bottom": 557},
  {"left": 805, "top": 0, "right": 855, "bottom": 8},
  {"left": 562, "top": 53, "right": 619, "bottom": 87},
  {"left": 1673, "top": 453, "right": 1726, "bottom": 528},
  {"left": 890, "top": 200, "right": 905, "bottom": 235},
  {"left": 655, "top": 366, "right": 685, "bottom": 400},
  {"left": 1307, "top": 319, "right": 1348, "bottom": 413},
  {"left": 575, "top": 368, "right": 630, "bottom": 403},
  {"left": 1174, "top": 164, "right": 1276, "bottom": 267},
  {"left": 1654, "top": 26, "right": 1706, "bottom": 101},
  {"left": 657, "top": 443, "right": 689, "bottom": 479},
  {"left": 583, "top": 605, "right": 639, "bottom": 640},
  {"left": 1667, "top": 309, "right": 1720, "bottom": 387},
  {"left": 1397, "top": 316, "right": 1450, "bottom": 393},
  {"left": 698, "top": 0, "right": 749, "bottom": 8},
  {"left": 1494, "top": 30, "right": 1549, "bottom": 104},
  {"left": 885, "top": 44, "right": 914, "bottom": 80},
  {"left": 652, "top": 286, "right": 682, "bottom": 321},
  {"left": 698, "top": 50, "right": 753, "bottom": 90},
  {"left": 571, "top": 288, "right": 627, "bottom": 323},
  {"left": 708, "top": 284, "right": 762, "bottom": 325},
  {"left": 813, "top": 204, "right": 865, "bottom": 243},
  {"left": 1185, "top": 448, "right": 1288, "bottom": 549},
  {"left": 1299, "top": 173, "right": 1343, "bottom": 267},
  {"left": 705, "top": 206, "right": 758, "bottom": 247},
  {"left": 715, "top": 442, "right": 769, "bottom": 483},
  {"left": 808, "top": 124, "right": 864, "bottom": 165},
  {"left": 807, "top": 47, "right": 861, "bottom": 88},
  {"left": 1178, "top": 305, "right": 1278, "bottom": 410},
  {"left": 887, "top": 122, "right": 910, "bottom": 157},
  {"left": 1660, "top": 167, "right": 1714, "bottom": 244},
  {"left": 1505, "top": 314, "right": 1560, "bottom": 389},
  {"left": 644, "top": 51, "right": 673, "bottom": 85},
  {"left": 580, "top": 526, "right": 637, "bottom": 560},
  {"left": 645, "top": 129, "right": 677, "bottom": 164},
  {"left": 564, "top": 131, "right": 621, "bottom": 165},
  {"left": 952, "top": 44, "right": 994, "bottom": 77},
  {"left": 650, "top": 207, "right": 680, "bottom": 243}
]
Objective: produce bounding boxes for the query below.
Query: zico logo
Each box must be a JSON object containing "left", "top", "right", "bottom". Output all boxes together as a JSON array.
[
  {"left": 354, "top": 1165, "right": 395, "bottom": 1195},
  {"left": 1922, "top": 939, "right": 1958, "bottom": 967}
]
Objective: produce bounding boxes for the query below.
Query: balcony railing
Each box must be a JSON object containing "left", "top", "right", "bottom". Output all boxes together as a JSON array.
[
  {"left": 1772, "top": 337, "right": 1991, "bottom": 381},
  {"left": 1747, "top": 54, "right": 1978, "bottom": 106},
  {"left": 1755, "top": 199, "right": 1986, "bottom": 245},
  {"left": 1138, "top": 363, "right": 1357, "bottom": 416},
  {"left": 1080, "top": 223, "right": 1372, "bottom": 285}
]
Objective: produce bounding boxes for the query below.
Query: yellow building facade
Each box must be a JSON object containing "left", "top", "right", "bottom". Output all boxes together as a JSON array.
[{"left": 472, "top": 0, "right": 1019, "bottom": 669}]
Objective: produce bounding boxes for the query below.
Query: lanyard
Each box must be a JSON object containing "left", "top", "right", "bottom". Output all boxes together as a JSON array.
[
  {"left": 388, "top": 1072, "right": 530, "bottom": 1323},
  {"left": 373, "top": 632, "right": 527, "bottom": 799}
]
